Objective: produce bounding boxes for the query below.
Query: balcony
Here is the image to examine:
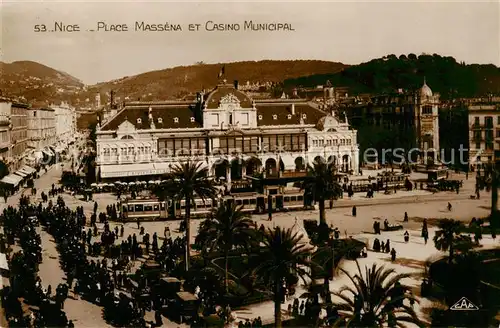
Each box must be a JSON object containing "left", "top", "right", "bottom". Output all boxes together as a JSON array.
[{"left": 472, "top": 123, "right": 493, "bottom": 130}]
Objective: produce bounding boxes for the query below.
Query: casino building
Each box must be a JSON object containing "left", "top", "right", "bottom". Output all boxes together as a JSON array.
[{"left": 95, "top": 81, "right": 359, "bottom": 187}]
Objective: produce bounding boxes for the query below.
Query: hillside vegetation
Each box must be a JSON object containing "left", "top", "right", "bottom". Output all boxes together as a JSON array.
[
  {"left": 284, "top": 54, "right": 500, "bottom": 99},
  {"left": 91, "top": 60, "right": 347, "bottom": 101}
]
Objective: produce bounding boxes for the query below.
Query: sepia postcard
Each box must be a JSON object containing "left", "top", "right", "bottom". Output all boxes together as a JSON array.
[{"left": 0, "top": 1, "right": 499, "bottom": 327}]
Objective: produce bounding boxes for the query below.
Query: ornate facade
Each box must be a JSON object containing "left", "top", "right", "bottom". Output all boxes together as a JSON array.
[
  {"left": 96, "top": 82, "right": 359, "bottom": 183},
  {"left": 345, "top": 81, "right": 440, "bottom": 164}
]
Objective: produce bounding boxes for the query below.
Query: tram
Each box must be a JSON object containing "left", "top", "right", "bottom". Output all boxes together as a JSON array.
[
  {"left": 119, "top": 191, "right": 310, "bottom": 221},
  {"left": 346, "top": 173, "right": 410, "bottom": 193}
]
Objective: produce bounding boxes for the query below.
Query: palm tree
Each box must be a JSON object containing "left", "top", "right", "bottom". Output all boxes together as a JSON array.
[
  {"left": 302, "top": 161, "right": 343, "bottom": 225},
  {"left": 332, "top": 261, "right": 422, "bottom": 327},
  {"left": 153, "top": 160, "right": 216, "bottom": 271},
  {"left": 253, "top": 227, "right": 315, "bottom": 328},
  {"left": 433, "top": 219, "right": 472, "bottom": 264},
  {"left": 198, "top": 202, "right": 255, "bottom": 293}
]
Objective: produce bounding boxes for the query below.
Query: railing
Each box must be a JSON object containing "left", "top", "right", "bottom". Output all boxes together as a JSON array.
[{"left": 281, "top": 170, "right": 307, "bottom": 178}]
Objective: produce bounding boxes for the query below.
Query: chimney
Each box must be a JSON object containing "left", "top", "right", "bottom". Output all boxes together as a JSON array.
[
  {"left": 234, "top": 80, "right": 239, "bottom": 90},
  {"left": 291, "top": 103, "right": 295, "bottom": 115}
]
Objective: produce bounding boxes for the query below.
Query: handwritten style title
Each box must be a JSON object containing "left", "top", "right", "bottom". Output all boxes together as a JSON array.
[{"left": 33, "top": 21, "right": 296, "bottom": 33}]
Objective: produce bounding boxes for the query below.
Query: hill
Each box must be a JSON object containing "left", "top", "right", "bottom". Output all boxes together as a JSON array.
[
  {"left": 90, "top": 60, "right": 347, "bottom": 102},
  {"left": 283, "top": 54, "right": 500, "bottom": 99}
]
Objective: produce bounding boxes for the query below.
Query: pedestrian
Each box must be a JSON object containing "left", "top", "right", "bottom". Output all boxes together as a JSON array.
[
  {"left": 404, "top": 231, "right": 409, "bottom": 243},
  {"left": 391, "top": 248, "right": 396, "bottom": 261},
  {"left": 404, "top": 212, "right": 408, "bottom": 222},
  {"left": 137, "top": 217, "right": 140, "bottom": 229},
  {"left": 423, "top": 230, "right": 428, "bottom": 244},
  {"left": 352, "top": 206, "right": 357, "bottom": 217},
  {"left": 447, "top": 202, "right": 452, "bottom": 211}
]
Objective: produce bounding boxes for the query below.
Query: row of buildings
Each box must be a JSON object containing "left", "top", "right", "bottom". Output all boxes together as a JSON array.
[{"left": 0, "top": 98, "right": 77, "bottom": 182}]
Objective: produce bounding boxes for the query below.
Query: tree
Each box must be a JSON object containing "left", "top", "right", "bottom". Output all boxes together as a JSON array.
[
  {"left": 198, "top": 202, "right": 255, "bottom": 293},
  {"left": 0, "top": 160, "right": 9, "bottom": 179},
  {"left": 332, "top": 261, "right": 422, "bottom": 327},
  {"left": 433, "top": 219, "right": 472, "bottom": 264},
  {"left": 253, "top": 227, "right": 315, "bottom": 328},
  {"left": 302, "top": 161, "right": 343, "bottom": 225},
  {"left": 153, "top": 161, "right": 216, "bottom": 271}
]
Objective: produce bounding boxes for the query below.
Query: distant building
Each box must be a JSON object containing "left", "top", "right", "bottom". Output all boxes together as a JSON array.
[
  {"left": 0, "top": 100, "right": 11, "bottom": 165},
  {"left": 27, "top": 107, "right": 56, "bottom": 161},
  {"left": 468, "top": 100, "right": 500, "bottom": 169},
  {"left": 10, "top": 101, "right": 29, "bottom": 171},
  {"left": 95, "top": 81, "right": 359, "bottom": 185},
  {"left": 344, "top": 80, "right": 440, "bottom": 165},
  {"left": 53, "top": 102, "right": 77, "bottom": 145}
]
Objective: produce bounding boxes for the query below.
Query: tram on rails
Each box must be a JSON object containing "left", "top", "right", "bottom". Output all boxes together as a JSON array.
[
  {"left": 346, "top": 173, "right": 410, "bottom": 193},
  {"left": 119, "top": 191, "right": 311, "bottom": 221}
]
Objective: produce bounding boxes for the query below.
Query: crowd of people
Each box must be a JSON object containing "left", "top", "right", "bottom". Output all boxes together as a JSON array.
[{"left": 1, "top": 196, "right": 73, "bottom": 327}]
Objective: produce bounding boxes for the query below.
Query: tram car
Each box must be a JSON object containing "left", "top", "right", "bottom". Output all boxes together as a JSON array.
[{"left": 119, "top": 191, "right": 309, "bottom": 221}]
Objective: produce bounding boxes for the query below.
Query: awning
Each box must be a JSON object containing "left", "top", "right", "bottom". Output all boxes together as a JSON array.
[
  {"left": 1, "top": 174, "right": 23, "bottom": 186},
  {"left": 17, "top": 168, "right": 31, "bottom": 176},
  {"left": 278, "top": 153, "right": 297, "bottom": 170},
  {"left": 21, "top": 166, "right": 36, "bottom": 174},
  {"left": 14, "top": 170, "right": 28, "bottom": 178},
  {"left": 100, "top": 163, "right": 158, "bottom": 178}
]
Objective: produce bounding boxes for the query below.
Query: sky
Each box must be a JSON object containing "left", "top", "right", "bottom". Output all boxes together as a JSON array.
[{"left": 1, "top": 0, "right": 499, "bottom": 85}]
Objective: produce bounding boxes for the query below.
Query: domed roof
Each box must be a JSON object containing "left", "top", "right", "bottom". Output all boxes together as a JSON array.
[
  {"left": 204, "top": 83, "right": 253, "bottom": 109},
  {"left": 420, "top": 79, "right": 433, "bottom": 97}
]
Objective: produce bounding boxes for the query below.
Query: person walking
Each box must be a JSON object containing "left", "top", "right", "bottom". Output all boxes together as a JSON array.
[
  {"left": 391, "top": 248, "right": 396, "bottom": 261},
  {"left": 352, "top": 206, "right": 357, "bottom": 217}
]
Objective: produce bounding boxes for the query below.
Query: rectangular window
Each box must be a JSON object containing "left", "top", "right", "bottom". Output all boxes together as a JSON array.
[
  {"left": 235, "top": 137, "right": 243, "bottom": 151},
  {"left": 243, "top": 137, "right": 251, "bottom": 153},
  {"left": 219, "top": 138, "right": 228, "bottom": 152},
  {"left": 211, "top": 113, "right": 219, "bottom": 126},
  {"left": 284, "top": 134, "right": 292, "bottom": 151},
  {"left": 261, "top": 137, "right": 269, "bottom": 152},
  {"left": 474, "top": 117, "right": 480, "bottom": 125},
  {"left": 487, "top": 142, "right": 494, "bottom": 150},
  {"left": 486, "top": 130, "right": 494, "bottom": 141},
  {"left": 174, "top": 139, "right": 182, "bottom": 153},
  {"left": 242, "top": 113, "right": 249, "bottom": 125},
  {"left": 486, "top": 116, "right": 494, "bottom": 128},
  {"left": 476, "top": 142, "right": 481, "bottom": 149},
  {"left": 269, "top": 135, "right": 277, "bottom": 151}
]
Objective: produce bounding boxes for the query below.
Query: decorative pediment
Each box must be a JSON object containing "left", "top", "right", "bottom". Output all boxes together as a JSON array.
[
  {"left": 317, "top": 115, "right": 340, "bottom": 131},
  {"left": 116, "top": 120, "right": 137, "bottom": 136},
  {"left": 220, "top": 93, "right": 241, "bottom": 107},
  {"left": 225, "top": 126, "right": 245, "bottom": 135}
]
